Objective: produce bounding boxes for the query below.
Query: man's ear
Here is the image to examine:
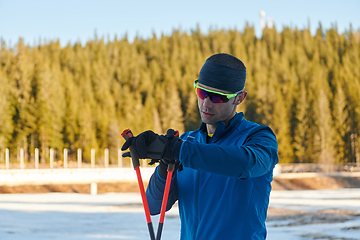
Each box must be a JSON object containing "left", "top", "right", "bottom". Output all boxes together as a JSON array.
[{"left": 234, "top": 91, "right": 247, "bottom": 106}]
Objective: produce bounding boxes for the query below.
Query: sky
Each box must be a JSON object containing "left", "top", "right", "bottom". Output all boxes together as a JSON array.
[{"left": 0, "top": 0, "right": 359, "bottom": 48}]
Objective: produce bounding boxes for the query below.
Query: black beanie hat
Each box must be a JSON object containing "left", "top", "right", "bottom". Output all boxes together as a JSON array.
[{"left": 198, "top": 54, "right": 246, "bottom": 93}]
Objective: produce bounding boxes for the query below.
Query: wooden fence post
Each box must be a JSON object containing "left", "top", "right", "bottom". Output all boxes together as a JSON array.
[
  {"left": 64, "top": 148, "right": 68, "bottom": 168},
  {"left": 91, "top": 148, "right": 95, "bottom": 168},
  {"left": 78, "top": 148, "right": 82, "bottom": 168},
  {"left": 20, "top": 148, "right": 25, "bottom": 169},
  {"left": 35, "top": 148, "right": 39, "bottom": 169},
  {"left": 91, "top": 183, "right": 97, "bottom": 195},
  {"left": 118, "top": 149, "right": 122, "bottom": 167},
  {"left": 5, "top": 148, "right": 9, "bottom": 169},
  {"left": 104, "top": 148, "right": 109, "bottom": 168},
  {"left": 50, "top": 148, "right": 54, "bottom": 169}
]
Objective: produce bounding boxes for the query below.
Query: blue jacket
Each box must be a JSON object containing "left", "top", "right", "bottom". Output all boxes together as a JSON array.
[{"left": 146, "top": 112, "right": 279, "bottom": 239}]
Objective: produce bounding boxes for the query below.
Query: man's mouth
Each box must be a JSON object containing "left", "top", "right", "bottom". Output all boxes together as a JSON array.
[{"left": 202, "top": 111, "right": 214, "bottom": 118}]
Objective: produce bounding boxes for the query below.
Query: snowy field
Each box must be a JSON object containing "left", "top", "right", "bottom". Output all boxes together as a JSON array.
[{"left": 0, "top": 189, "right": 360, "bottom": 240}]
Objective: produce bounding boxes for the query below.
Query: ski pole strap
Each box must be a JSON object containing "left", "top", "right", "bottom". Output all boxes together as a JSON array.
[{"left": 121, "top": 129, "right": 140, "bottom": 169}]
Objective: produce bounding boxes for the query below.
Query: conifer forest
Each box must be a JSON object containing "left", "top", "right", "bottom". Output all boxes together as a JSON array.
[{"left": 0, "top": 24, "right": 359, "bottom": 165}]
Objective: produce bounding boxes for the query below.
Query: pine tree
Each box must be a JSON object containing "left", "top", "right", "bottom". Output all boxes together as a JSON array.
[
  {"left": 10, "top": 39, "right": 37, "bottom": 161},
  {"left": 272, "top": 87, "right": 293, "bottom": 163},
  {"left": 293, "top": 81, "right": 310, "bottom": 163},
  {"left": 61, "top": 68, "right": 80, "bottom": 155},
  {"left": 33, "top": 45, "right": 65, "bottom": 163},
  {"left": 315, "top": 87, "right": 336, "bottom": 171},
  {"left": 332, "top": 81, "right": 349, "bottom": 163},
  {"left": 158, "top": 82, "right": 185, "bottom": 134},
  {"left": 0, "top": 70, "right": 14, "bottom": 155}
]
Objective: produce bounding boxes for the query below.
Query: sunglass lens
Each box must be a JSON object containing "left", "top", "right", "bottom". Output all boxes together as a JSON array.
[
  {"left": 219, "top": 95, "right": 230, "bottom": 103},
  {"left": 196, "top": 88, "right": 208, "bottom": 100},
  {"left": 196, "top": 88, "right": 229, "bottom": 103},
  {"left": 210, "top": 95, "right": 224, "bottom": 103}
]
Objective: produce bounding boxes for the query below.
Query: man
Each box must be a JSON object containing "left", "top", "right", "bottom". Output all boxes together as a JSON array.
[{"left": 122, "top": 53, "right": 279, "bottom": 239}]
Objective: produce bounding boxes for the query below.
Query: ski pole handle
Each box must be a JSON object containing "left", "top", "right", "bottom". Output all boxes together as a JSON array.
[{"left": 121, "top": 129, "right": 140, "bottom": 169}]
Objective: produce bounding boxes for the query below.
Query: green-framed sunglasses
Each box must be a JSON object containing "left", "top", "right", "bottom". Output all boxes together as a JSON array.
[{"left": 194, "top": 80, "right": 242, "bottom": 103}]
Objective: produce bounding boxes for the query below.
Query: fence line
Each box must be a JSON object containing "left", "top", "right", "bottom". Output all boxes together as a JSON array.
[
  {"left": 4, "top": 148, "right": 359, "bottom": 172},
  {"left": 1, "top": 147, "right": 136, "bottom": 170}
]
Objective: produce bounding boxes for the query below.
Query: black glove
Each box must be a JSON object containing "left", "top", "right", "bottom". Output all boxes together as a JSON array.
[
  {"left": 121, "top": 129, "right": 183, "bottom": 163},
  {"left": 149, "top": 129, "right": 183, "bottom": 179},
  {"left": 121, "top": 130, "right": 161, "bottom": 159}
]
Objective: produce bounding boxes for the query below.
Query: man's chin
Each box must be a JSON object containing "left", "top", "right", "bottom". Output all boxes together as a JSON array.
[{"left": 201, "top": 116, "right": 217, "bottom": 125}]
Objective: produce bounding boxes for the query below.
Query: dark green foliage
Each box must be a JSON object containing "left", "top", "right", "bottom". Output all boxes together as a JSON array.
[{"left": 0, "top": 25, "right": 359, "bottom": 164}]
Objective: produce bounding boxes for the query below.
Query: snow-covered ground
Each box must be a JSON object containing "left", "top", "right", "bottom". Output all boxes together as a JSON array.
[
  {"left": 267, "top": 189, "right": 360, "bottom": 240},
  {"left": 0, "top": 189, "right": 360, "bottom": 240}
]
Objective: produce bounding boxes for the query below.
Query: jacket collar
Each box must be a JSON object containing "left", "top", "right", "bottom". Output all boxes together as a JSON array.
[{"left": 199, "top": 112, "right": 244, "bottom": 141}]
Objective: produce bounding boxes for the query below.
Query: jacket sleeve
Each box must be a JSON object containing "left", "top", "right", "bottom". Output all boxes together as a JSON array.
[
  {"left": 179, "top": 125, "right": 279, "bottom": 179},
  {"left": 145, "top": 166, "right": 178, "bottom": 215}
]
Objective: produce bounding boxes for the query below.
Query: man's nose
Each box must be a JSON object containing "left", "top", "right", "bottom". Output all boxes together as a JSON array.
[{"left": 203, "top": 96, "right": 213, "bottom": 108}]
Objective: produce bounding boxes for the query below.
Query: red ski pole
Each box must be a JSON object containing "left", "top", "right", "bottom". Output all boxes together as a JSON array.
[
  {"left": 121, "top": 129, "right": 155, "bottom": 240},
  {"left": 156, "top": 129, "right": 179, "bottom": 240},
  {"left": 156, "top": 163, "right": 175, "bottom": 240}
]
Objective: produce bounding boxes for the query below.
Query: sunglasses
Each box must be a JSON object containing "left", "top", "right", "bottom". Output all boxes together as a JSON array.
[{"left": 193, "top": 80, "right": 242, "bottom": 103}]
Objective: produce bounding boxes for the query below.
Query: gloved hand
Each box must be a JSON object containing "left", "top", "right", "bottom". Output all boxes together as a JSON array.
[
  {"left": 148, "top": 129, "right": 183, "bottom": 179},
  {"left": 121, "top": 129, "right": 183, "bottom": 165}
]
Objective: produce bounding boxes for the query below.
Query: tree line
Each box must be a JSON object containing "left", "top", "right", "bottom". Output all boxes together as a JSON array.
[{"left": 0, "top": 24, "right": 359, "bottom": 165}]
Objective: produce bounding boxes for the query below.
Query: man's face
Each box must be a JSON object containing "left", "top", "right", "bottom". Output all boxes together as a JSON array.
[{"left": 197, "top": 83, "right": 246, "bottom": 127}]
